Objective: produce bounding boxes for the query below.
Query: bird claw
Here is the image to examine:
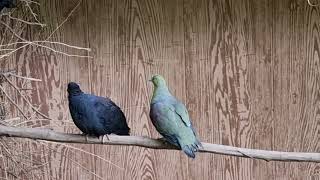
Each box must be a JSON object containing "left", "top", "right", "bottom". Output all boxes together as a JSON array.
[
  {"left": 82, "top": 134, "right": 89, "bottom": 142},
  {"left": 157, "top": 137, "right": 168, "bottom": 144},
  {"left": 99, "top": 135, "right": 110, "bottom": 144}
]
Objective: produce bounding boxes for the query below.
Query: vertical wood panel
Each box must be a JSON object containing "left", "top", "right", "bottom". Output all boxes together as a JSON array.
[{"left": 1, "top": 0, "right": 319, "bottom": 179}]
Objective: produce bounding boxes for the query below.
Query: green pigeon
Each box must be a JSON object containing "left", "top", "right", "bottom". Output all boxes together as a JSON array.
[{"left": 149, "top": 74, "right": 202, "bottom": 158}]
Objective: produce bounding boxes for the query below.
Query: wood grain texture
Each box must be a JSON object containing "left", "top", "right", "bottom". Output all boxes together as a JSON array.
[{"left": 1, "top": 0, "right": 320, "bottom": 179}]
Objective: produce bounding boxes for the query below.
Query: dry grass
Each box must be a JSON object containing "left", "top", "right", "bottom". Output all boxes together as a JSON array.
[
  {"left": 307, "top": 0, "right": 320, "bottom": 6},
  {"left": 0, "top": 1, "right": 121, "bottom": 179}
]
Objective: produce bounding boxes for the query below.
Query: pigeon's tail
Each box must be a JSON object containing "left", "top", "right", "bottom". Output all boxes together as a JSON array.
[
  {"left": 114, "top": 128, "right": 130, "bottom": 136},
  {"left": 182, "top": 145, "right": 196, "bottom": 158},
  {"left": 181, "top": 139, "right": 202, "bottom": 158}
]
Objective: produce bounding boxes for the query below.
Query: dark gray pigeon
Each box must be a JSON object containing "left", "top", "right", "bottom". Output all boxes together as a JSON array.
[
  {"left": 67, "top": 82, "right": 130, "bottom": 141},
  {"left": 0, "top": 0, "right": 16, "bottom": 12}
]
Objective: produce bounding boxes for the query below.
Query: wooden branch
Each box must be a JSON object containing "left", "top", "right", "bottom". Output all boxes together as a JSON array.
[{"left": 0, "top": 125, "right": 319, "bottom": 163}]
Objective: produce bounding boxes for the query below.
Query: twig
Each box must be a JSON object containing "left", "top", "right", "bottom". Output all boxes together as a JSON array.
[
  {"left": 39, "top": 141, "right": 124, "bottom": 170},
  {"left": 20, "top": 0, "right": 40, "bottom": 5},
  {"left": 3, "top": 72, "right": 42, "bottom": 82},
  {"left": 46, "top": 0, "right": 82, "bottom": 40},
  {"left": 5, "top": 13, "right": 46, "bottom": 27},
  {"left": 0, "top": 44, "right": 29, "bottom": 59},
  {"left": 3, "top": 117, "right": 21, "bottom": 122},
  {"left": 0, "top": 150, "right": 10, "bottom": 180},
  {"left": 0, "top": 21, "right": 92, "bottom": 59},
  {"left": 0, "top": 85, "right": 29, "bottom": 119},
  {"left": 0, "top": 141, "right": 31, "bottom": 179},
  {"left": 38, "top": 143, "right": 104, "bottom": 180},
  {"left": 0, "top": 166, "right": 18, "bottom": 179},
  {"left": 307, "top": 0, "right": 320, "bottom": 6},
  {"left": 0, "top": 70, "right": 15, "bottom": 74},
  {"left": 0, "top": 49, "right": 15, "bottom": 51},
  {"left": 20, "top": 0, "right": 42, "bottom": 24},
  {"left": 0, "top": 125, "right": 319, "bottom": 163},
  {"left": 2, "top": 76, "right": 50, "bottom": 119},
  {"left": 0, "top": 41, "right": 91, "bottom": 51}
]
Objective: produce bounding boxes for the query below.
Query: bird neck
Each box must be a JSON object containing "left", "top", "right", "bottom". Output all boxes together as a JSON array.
[
  {"left": 68, "top": 90, "right": 83, "bottom": 97},
  {"left": 151, "top": 85, "right": 171, "bottom": 102}
]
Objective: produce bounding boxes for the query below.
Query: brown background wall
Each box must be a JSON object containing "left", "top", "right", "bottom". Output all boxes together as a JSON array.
[{"left": 1, "top": 0, "right": 320, "bottom": 179}]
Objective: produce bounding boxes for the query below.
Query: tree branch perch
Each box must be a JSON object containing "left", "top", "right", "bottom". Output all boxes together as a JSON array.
[{"left": 0, "top": 125, "right": 319, "bottom": 163}]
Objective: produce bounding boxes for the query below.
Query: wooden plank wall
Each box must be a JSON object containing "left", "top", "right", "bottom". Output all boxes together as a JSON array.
[{"left": 1, "top": 0, "right": 320, "bottom": 179}]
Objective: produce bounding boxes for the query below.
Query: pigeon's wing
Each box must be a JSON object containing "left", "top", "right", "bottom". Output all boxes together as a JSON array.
[
  {"left": 150, "top": 101, "right": 202, "bottom": 157},
  {"left": 151, "top": 102, "right": 194, "bottom": 147},
  {"left": 169, "top": 101, "right": 202, "bottom": 156},
  {"left": 151, "top": 101, "right": 191, "bottom": 130},
  {"left": 94, "top": 96, "right": 130, "bottom": 135},
  {"left": 171, "top": 101, "right": 191, "bottom": 127},
  {"left": 150, "top": 102, "right": 181, "bottom": 146},
  {"left": 172, "top": 101, "right": 201, "bottom": 141}
]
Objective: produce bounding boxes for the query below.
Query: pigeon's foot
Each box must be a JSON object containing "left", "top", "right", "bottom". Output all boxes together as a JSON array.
[
  {"left": 82, "top": 133, "right": 89, "bottom": 142},
  {"left": 157, "top": 137, "right": 169, "bottom": 145},
  {"left": 157, "top": 137, "right": 166, "bottom": 141},
  {"left": 99, "top": 134, "right": 110, "bottom": 144}
]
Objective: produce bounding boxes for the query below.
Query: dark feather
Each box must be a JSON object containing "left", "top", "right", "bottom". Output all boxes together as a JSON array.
[
  {"left": 0, "top": 0, "right": 16, "bottom": 12},
  {"left": 67, "top": 82, "right": 130, "bottom": 137}
]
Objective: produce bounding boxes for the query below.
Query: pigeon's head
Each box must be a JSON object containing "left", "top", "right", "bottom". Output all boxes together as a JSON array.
[
  {"left": 150, "top": 74, "right": 167, "bottom": 87},
  {"left": 67, "top": 82, "right": 82, "bottom": 95}
]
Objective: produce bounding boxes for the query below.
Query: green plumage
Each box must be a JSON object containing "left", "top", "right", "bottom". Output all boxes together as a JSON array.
[{"left": 149, "top": 75, "right": 202, "bottom": 158}]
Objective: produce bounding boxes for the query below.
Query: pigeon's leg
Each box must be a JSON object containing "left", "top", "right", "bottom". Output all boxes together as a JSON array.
[
  {"left": 82, "top": 133, "right": 89, "bottom": 142},
  {"left": 99, "top": 134, "right": 110, "bottom": 144},
  {"left": 157, "top": 137, "right": 166, "bottom": 142},
  {"left": 157, "top": 137, "right": 169, "bottom": 145},
  {"left": 85, "top": 134, "right": 90, "bottom": 142}
]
